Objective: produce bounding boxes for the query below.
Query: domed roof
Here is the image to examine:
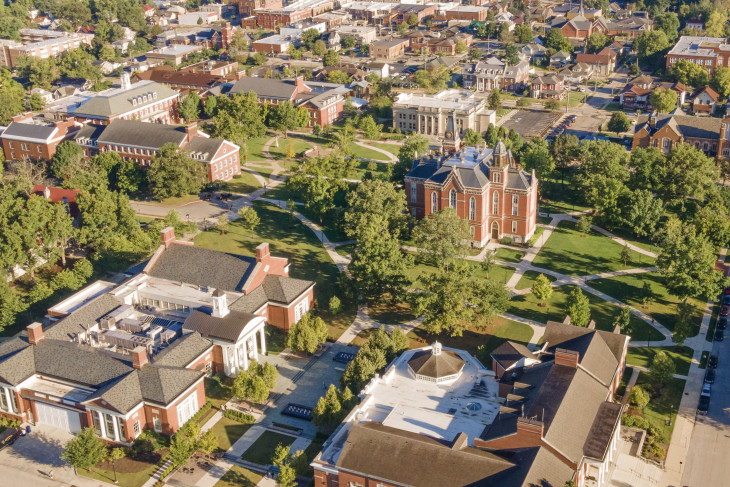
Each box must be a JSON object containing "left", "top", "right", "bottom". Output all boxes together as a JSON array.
[{"left": 408, "top": 342, "right": 465, "bottom": 380}]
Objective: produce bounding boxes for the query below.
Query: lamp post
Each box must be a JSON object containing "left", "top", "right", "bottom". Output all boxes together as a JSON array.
[{"left": 112, "top": 458, "right": 118, "bottom": 484}]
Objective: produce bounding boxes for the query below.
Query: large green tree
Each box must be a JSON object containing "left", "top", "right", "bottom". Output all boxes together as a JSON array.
[
  {"left": 267, "top": 100, "right": 309, "bottom": 136},
  {"left": 232, "top": 360, "right": 278, "bottom": 404},
  {"left": 648, "top": 88, "right": 677, "bottom": 113},
  {"left": 521, "top": 137, "right": 555, "bottom": 180},
  {"left": 393, "top": 134, "right": 429, "bottom": 182},
  {"left": 147, "top": 143, "right": 206, "bottom": 200},
  {"left": 566, "top": 287, "right": 591, "bottom": 327},
  {"left": 61, "top": 428, "right": 108, "bottom": 472},
  {"left": 343, "top": 179, "right": 408, "bottom": 240},
  {"left": 413, "top": 208, "right": 470, "bottom": 270},
  {"left": 659, "top": 143, "right": 718, "bottom": 209},
  {"left": 286, "top": 313, "right": 328, "bottom": 354},
  {"left": 178, "top": 92, "right": 201, "bottom": 121}
]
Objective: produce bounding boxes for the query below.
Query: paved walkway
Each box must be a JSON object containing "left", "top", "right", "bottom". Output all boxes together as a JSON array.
[
  {"left": 336, "top": 304, "right": 424, "bottom": 345},
  {"left": 620, "top": 367, "right": 641, "bottom": 407},
  {"left": 354, "top": 140, "right": 398, "bottom": 163}
]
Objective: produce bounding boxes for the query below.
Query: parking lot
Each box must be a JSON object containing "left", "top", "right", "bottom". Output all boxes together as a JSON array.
[{"left": 500, "top": 110, "right": 563, "bottom": 139}]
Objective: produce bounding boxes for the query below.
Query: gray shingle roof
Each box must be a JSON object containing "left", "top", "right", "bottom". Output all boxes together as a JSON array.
[
  {"left": 229, "top": 77, "right": 297, "bottom": 99},
  {"left": 490, "top": 341, "right": 535, "bottom": 370},
  {"left": 96, "top": 119, "right": 188, "bottom": 149},
  {"left": 0, "top": 343, "right": 35, "bottom": 385},
  {"left": 153, "top": 331, "right": 213, "bottom": 368},
  {"left": 34, "top": 339, "right": 134, "bottom": 388},
  {"left": 635, "top": 113, "right": 722, "bottom": 140},
  {"left": 229, "top": 286, "right": 269, "bottom": 313},
  {"left": 138, "top": 365, "right": 204, "bottom": 405},
  {"left": 2, "top": 122, "right": 57, "bottom": 141},
  {"left": 183, "top": 309, "right": 259, "bottom": 343},
  {"left": 45, "top": 293, "right": 122, "bottom": 340},
  {"left": 147, "top": 243, "right": 256, "bottom": 292},
  {"left": 86, "top": 371, "right": 143, "bottom": 413},
  {"left": 71, "top": 80, "right": 179, "bottom": 118},
  {"left": 261, "top": 275, "right": 314, "bottom": 305},
  {"left": 583, "top": 401, "right": 623, "bottom": 460},
  {"left": 73, "top": 123, "right": 106, "bottom": 141},
  {"left": 184, "top": 136, "right": 225, "bottom": 162}
]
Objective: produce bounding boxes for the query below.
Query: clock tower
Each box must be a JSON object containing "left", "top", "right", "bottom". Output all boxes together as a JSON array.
[{"left": 441, "top": 110, "right": 461, "bottom": 154}]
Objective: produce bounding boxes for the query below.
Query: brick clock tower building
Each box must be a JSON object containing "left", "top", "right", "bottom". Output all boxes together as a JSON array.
[{"left": 405, "top": 141, "right": 538, "bottom": 246}]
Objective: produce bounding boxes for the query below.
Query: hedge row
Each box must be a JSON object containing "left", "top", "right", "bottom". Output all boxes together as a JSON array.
[{"left": 224, "top": 409, "right": 255, "bottom": 424}]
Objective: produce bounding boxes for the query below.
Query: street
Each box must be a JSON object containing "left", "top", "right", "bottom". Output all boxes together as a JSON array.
[{"left": 680, "top": 335, "right": 730, "bottom": 486}]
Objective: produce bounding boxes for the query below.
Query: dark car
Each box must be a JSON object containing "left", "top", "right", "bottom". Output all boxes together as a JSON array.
[
  {"left": 718, "top": 317, "right": 727, "bottom": 330},
  {"left": 723, "top": 295, "right": 730, "bottom": 305},
  {"left": 705, "top": 368, "right": 716, "bottom": 384},
  {"left": 725, "top": 287, "right": 730, "bottom": 295},
  {"left": 715, "top": 329, "right": 724, "bottom": 341},
  {"left": 698, "top": 394, "right": 710, "bottom": 415},
  {"left": 721, "top": 305, "right": 730, "bottom": 317},
  {"left": 0, "top": 427, "right": 19, "bottom": 450},
  {"left": 709, "top": 354, "right": 718, "bottom": 369}
]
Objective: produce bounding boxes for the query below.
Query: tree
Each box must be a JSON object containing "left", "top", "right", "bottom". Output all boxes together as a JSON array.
[
  {"left": 613, "top": 306, "right": 632, "bottom": 335},
  {"left": 212, "top": 91, "right": 267, "bottom": 144},
  {"left": 545, "top": 29, "right": 573, "bottom": 52},
  {"left": 349, "top": 215, "right": 413, "bottom": 302},
  {"left": 169, "top": 423, "right": 200, "bottom": 466},
  {"left": 660, "top": 143, "right": 718, "bottom": 209},
  {"left": 59, "top": 47, "right": 102, "bottom": 82},
  {"left": 635, "top": 30, "right": 670, "bottom": 60},
  {"left": 301, "top": 28, "right": 320, "bottom": 50},
  {"left": 178, "top": 92, "right": 201, "bottom": 121},
  {"left": 459, "top": 128, "right": 481, "bottom": 147},
  {"left": 407, "top": 13, "right": 419, "bottom": 27},
  {"left": 359, "top": 115, "right": 382, "bottom": 140},
  {"left": 641, "top": 281, "right": 654, "bottom": 308},
  {"left": 607, "top": 112, "right": 631, "bottom": 135},
  {"left": 649, "top": 350, "right": 676, "bottom": 387},
  {"left": 341, "top": 36, "right": 356, "bottom": 49},
  {"left": 413, "top": 208, "right": 470, "bottom": 270},
  {"left": 671, "top": 59, "right": 709, "bottom": 88},
  {"left": 237, "top": 206, "right": 260, "bottom": 233},
  {"left": 203, "top": 95, "right": 218, "bottom": 118},
  {"left": 468, "top": 48, "right": 482, "bottom": 60},
  {"left": 521, "top": 137, "right": 554, "bottom": 180},
  {"left": 586, "top": 33, "right": 608, "bottom": 53},
  {"left": 705, "top": 10, "right": 726, "bottom": 37},
  {"left": 327, "top": 69, "right": 350, "bottom": 84},
  {"left": 488, "top": 88, "right": 501, "bottom": 110},
  {"left": 672, "top": 302, "right": 695, "bottom": 348},
  {"left": 344, "top": 179, "right": 408, "bottom": 239},
  {"left": 694, "top": 199, "right": 730, "bottom": 250},
  {"left": 711, "top": 66, "right": 730, "bottom": 99},
  {"left": 0, "top": 70, "right": 26, "bottom": 125},
  {"left": 312, "top": 39, "right": 327, "bottom": 56},
  {"left": 551, "top": 133, "right": 580, "bottom": 184},
  {"left": 15, "top": 55, "right": 59, "bottom": 89},
  {"left": 27, "top": 93, "right": 45, "bottom": 111},
  {"left": 312, "top": 384, "right": 344, "bottom": 428},
  {"left": 393, "top": 134, "right": 429, "bottom": 182},
  {"left": 217, "top": 214, "right": 229, "bottom": 235},
  {"left": 654, "top": 12, "right": 679, "bottom": 42},
  {"left": 628, "top": 385, "right": 650, "bottom": 410},
  {"left": 627, "top": 189, "right": 663, "bottom": 238},
  {"left": 286, "top": 313, "right": 328, "bottom": 354},
  {"left": 656, "top": 217, "right": 726, "bottom": 302},
  {"left": 196, "top": 430, "right": 218, "bottom": 455},
  {"left": 566, "top": 287, "right": 590, "bottom": 327},
  {"left": 575, "top": 141, "right": 630, "bottom": 228},
  {"left": 532, "top": 273, "right": 553, "bottom": 306},
  {"left": 233, "top": 360, "right": 278, "bottom": 404},
  {"left": 147, "top": 143, "right": 206, "bottom": 199},
  {"left": 504, "top": 44, "right": 520, "bottom": 65},
  {"left": 323, "top": 49, "right": 339, "bottom": 67},
  {"left": 267, "top": 101, "right": 308, "bottom": 136},
  {"left": 415, "top": 261, "right": 510, "bottom": 337},
  {"left": 329, "top": 296, "right": 342, "bottom": 314},
  {"left": 514, "top": 25, "right": 533, "bottom": 43},
  {"left": 627, "top": 147, "right": 664, "bottom": 193},
  {"left": 276, "top": 464, "right": 296, "bottom": 487},
  {"left": 544, "top": 99, "right": 560, "bottom": 111},
  {"left": 50, "top": 141, "right": 85, "bottom": 180},
  {"left": 620, "top": 245, "right": 632, "bottom": 266},
  {"left": 61, "top": 428, "right": 108, "bottom": 472}
]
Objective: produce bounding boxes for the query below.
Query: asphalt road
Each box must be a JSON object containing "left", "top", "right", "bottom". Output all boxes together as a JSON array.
[{"left": 680, "top": 334, "right": 730, "bottom": 486}]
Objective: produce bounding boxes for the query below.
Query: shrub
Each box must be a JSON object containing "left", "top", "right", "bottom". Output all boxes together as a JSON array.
[
  {"left": 329, "top": 296, "right": 342, "bottom": 315},
  {"left": 133, "top": 430, "right": 171, "bottom": 453},
  {"left": 224, "top": 409, "right": 256, "bottom": 424},
  {"left": 0, "top": 417, "right": 20, "bottom": 430},
  {"left": 621, "top": 413, "right": 649, "bottom": 430},
  {"left": 500, "top": 236, "right": 513, "bottom": 245}
]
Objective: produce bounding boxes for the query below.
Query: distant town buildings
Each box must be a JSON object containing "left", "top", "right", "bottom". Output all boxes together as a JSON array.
[
  {"left": 667, "top": 36, "right": 730, "bottom": 75},
  {"left": 0, "top": 29, "right": 94, "bottom": 68}
]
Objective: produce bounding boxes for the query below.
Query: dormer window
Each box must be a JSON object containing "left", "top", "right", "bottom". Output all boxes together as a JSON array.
[{"left": 132, "top": 99, "right": 137, "bottom": 106}]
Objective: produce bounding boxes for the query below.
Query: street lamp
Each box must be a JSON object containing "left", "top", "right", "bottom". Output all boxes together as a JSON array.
[{"left": 112, "top": 458, "right": 119, "bottom": 484}]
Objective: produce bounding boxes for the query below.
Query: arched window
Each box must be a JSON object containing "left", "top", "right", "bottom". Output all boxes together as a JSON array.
[
  {"left": 492, "top": 192, "right": 499, "bottom": 215},
  {"left": 450, "top": 189, "right": 457, "bottom": 208},
  {"left": 469, "top": 197, "right": 476, "bottom": 220},
  {"left": 431, "top": 192, "right": 438, "bottom": 213}
]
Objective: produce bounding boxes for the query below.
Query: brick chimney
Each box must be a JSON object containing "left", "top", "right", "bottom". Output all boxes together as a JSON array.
[
  {"left": 132, "top": 346, "right": 149, "bottom": 369},
  {"left": 185, "top": 122, "right": 198, "bottom": 142},
  {"left": 554, "top": 348, "right": 579, "bottom": 368},
  {"left": 516, "top": 417, "right": 544, "bottom": 443},
  {"left": 27, "top": 322, "right": 44, "bottom": 345},
  {"left": 11, "top": 112, "right": 33, "bottom": 123},
  {"left": 256, "top": 242, "right": 271, "bottom": 263},
  {"left": 160, "top": 226, "right": 176, "bottom": 248},
  {"left": 294, "top": 75, "right": 306, "bottom": 94}
]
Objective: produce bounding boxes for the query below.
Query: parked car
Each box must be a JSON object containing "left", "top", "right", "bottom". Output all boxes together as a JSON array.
[
  {"left": 698, "top": 394, "right": 710, "bottom": 415},
  {"left": 705, "top": 368, "right": 716, "bottom": 384},
  {"left": 702, "top": 382, "right": 712, "bottom": 395},
  {"left": 0, "top": 427, "right": 19, "bottom": 450},
  {"left": 723, "top": 294, "right": 730, "bottom": 305},
  {"left": 718, "top": 317, "right": 727, "bottom": 330},
  {"left": 724, "top": 286, "right": 730, "bottom": 295},
  {"left": 721, "top": 305, "right": 729, "bottom": 317},
  {"left": 709, "top": 354, "right": 719, "bottom": 369},
  {"left": 715, "top": 329, "right": 724, "bottom": 341}
]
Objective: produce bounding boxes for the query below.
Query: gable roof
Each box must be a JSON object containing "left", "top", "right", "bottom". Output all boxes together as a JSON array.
[
  {"left": 184, "top": 136, "right": 226, "bottom": 162},
  {"left": 2, "top": 121, "right": 58, "bottom": 141},
  {"left": 71, "top": 80, "right": 179, "bottom": 118},
  {"left": 261, "top": 275, "right": 314, "bottom": 305},
  {"left": 153, "top": 331, "right": 213, "bottom": 368},
  {"left": 229, "top": 76, "right": 298, "bottom": 99},
  {"left": 182, "top": 309, "right": 260, "bottom": 343},
  {"left": 95, "top": 119, "right": 188, "bottom": 149},
  {"left": 634, "top": 113, "right": 722, "bottom": 141},
  {"left": 491, "top": 341, "right": 536, "bottom": 369}
]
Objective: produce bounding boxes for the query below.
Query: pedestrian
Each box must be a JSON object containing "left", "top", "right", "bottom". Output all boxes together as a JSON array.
[{"left": 48, "top": 470, "right": 54, "bottom": 479}]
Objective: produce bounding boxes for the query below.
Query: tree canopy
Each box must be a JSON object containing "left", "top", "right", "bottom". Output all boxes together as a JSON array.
[{"left": 147, "top": 143, "right": 206, "bottom": 200}]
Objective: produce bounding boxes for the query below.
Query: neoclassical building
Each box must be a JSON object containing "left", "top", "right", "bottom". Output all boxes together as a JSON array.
[{"left": 405, "top": 141, "right": 538, "bottom": 246}]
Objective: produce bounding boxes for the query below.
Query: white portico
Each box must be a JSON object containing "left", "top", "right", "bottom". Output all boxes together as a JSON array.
[{"left": 217, "top": 317, "right": 267, "bottom": 376}]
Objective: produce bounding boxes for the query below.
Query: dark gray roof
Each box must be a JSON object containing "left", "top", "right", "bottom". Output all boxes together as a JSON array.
[
  {"left": 183, "top": 309, "right": 259, "bottom": 343},
  {"left": 261, "top": 275, "right": 314, "bottom": 305},
  {"left": 408, "top": 349, "right": 465, "bottom": 379},
  {"left": 184, "top": 136, "right": 225, "bottom": 162},
  {"left": 336, "top": 422, "right": 518, "bottom": 487},
  {"left": 583, "top": 402, "right": 623, "bottom": 460},
  {"left": 229, "top": 77, "right": 297, "bottom": 99},
  {"left": 45, "top": 293, "right": 122, "bottom": 340},
  {"left": 635, "top": 113, "right": 722, "bottom": 140},
  {"left": 96, "top": 119, "right": 188, "bottom": 149},
  {"left": 229, "top": 285, "right": 269, "bottom": 313},
  {"left": 2, "top": 121, "right": 58, "bottom": 141},
  {"left": 138, "top": 365, "right": 204, "bottom": 405},
  {"left": 0, "top": 342, "right": 35, "bottom": 385},
  {"left": 72, "top": 80, "right": 179, "bottom": 118},
  {"left": 73, "top": 123, "right": 106, "bottom": 141},
  {"left": 85, "top": 371, "right": 143, "bottom": 413},
  {"left": 490, "top": 341, "right": 536, "bottom": 370},
  {"left": 153, "top": 331, "right": 213, "bottom": 368},
  {"left": 34, "top": 339, "right": 134, "bottom": 388},
  {"left": 543, "top": 321, "right": 627, "bottom": 363},
  {"left": 147, "top": 243, "right": 256, "bottom": 292}
]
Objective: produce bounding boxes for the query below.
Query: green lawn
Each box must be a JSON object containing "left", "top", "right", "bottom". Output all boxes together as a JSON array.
[
  {"left": 404, "top": 257, "right": 514, "bottom": 289},
  {"left": 707, "top": 302, "right": 720, "bottom": 342},
  {"left": 408, "top": 318, "right": 533, "bottom": 364},
  {"left": 135, "top": 215, "right": 159, "bottom": 224},
  {"left": 368, "top": 300, "right": 416, "bottom": 325},
  {"left": 205, "top": 375, "right": 234, "bottom": 410},
  {"left": 214, "top": 465, "right": 263, "bottom": 487},
  {"left": 633, "top": 373, "right": 686, "bottom": 451},
  {"left": 240, "top": 431, "right": 296, "bottom": 465},
  {"left": 532, "top": 220, "right": 651, "bottom": 276},
  {"left": 244, "top": 136, "right": 270, "bottom": 162},
  {"left": 350, "top": 160, "right": 391, "bottom": 181},
  {"left": 495, "top": 247, "right": 524, "bottom": 263},
  {"left": 268, "top": 137, "right": 313, "bottom": 160},
  {"left": 194, "top": 201, "right": 356, "bottom": 340},
  {"left": 80, "top": 452, "right": 166, "bottom": 487},
  {"left": 515, "top": 270, "right": 557, "bottom": 291},
  {"left": 588, "top": 272, "right": 704, "bottom": 335},
  {"left": 369, "top": 142, "right": 401, "bottom": 157},
  {"left": 348, "top": 142, "right": 390, "bottom": 161},
  {"left": 209, "top": 417, "right": 252, "bottom": 452},
  {"left": 508, "top": 285, "right": 663, "bottom": 341},
  {"left": 334, "top": 243, "right": 355, "bottom": 256},
  {"left": 295, "top": 204, "right": 349, "bottom": 242},
  {"left": 224, "top": 172, "right": 262, "bottom": 194},
  {"left": 626, "top": 346, "right": 693, "bottom": 376}
]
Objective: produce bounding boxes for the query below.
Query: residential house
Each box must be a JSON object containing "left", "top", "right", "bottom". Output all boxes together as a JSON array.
[
  {"left": 619, "top": 75, "right": 688, "bottom": 110},
  {"left": 691, "top": 86, "right": 721, "bottom": 114},
  {"left": 462, "top": 57, "right": 530, "bottom": 92},
  {"left": 393, "top": 4, "right": 435, "bottom": 24},
  {"left": 575, "top": 49, "right": 616, "bottom": 75},
  {"left": 557, "top": 62, "right": 594, "bottom": 83},
  {"left": 604, "top": 16, "right": 653, "bottom": 37},
  {"left": 370, "top": 37, "right": 410, "bottom": 60},
  {"left": 632, "top": 112, "right": 730, "bottom": 159},
  {"left": 666, "top": 36, "right": 730, "bottom": 75},
  {"left": 408, "top": 30, "right": 474, "bottom": 56},
  {"left": 686, "top": 18, "right": 704, "bottom": 31},
  {"left": 405, "top": 141, "right": 538, "bottom": 245},
  {"left": 32, "top": 185, "right": 81, "bottom": 218},
  {"left": 520, "top": 43, "right": 547, "bottom": 63},
  {"left": 229, "top": 76, "right": 343, "bottom": 127},
  {"left": 550, "top": 50, "right": 572, "bottom": 67},
  {"left": 531, "top": 73, "right": 565, "bottom": 99},
  {"left": 1, "top": 114, "right": 79, "bottom": 162}
]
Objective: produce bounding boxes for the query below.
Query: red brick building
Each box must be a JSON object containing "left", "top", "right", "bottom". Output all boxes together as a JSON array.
[
  {"left": 667, "top": 36, "right": 730, "bottom": 75},
  {"left": 1, "top": 114, "right": 79, "bottom": 162},
  {"left": 632, "top": 112, "right": 730, "bottom": 159},
  {"left": 405, "top": 141, "right": 539, "bottom": 246},
  {"left": 238, "top": 0, "right": 282, "bottom": 17},
  {"left": 370, "top": 37, "right": 410, "bottom": 60}
]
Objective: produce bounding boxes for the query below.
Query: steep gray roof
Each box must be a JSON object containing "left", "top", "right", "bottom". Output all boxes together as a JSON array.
[
  {"left": 261, "top": 275, "right": 314, "bottom": 305},
  {"left": 229, "top": 285, "right": 269, "bottom": 313},
  {"left": 45, "top": 293, "right": 122, "bottom": 340},
  {"left": 153, "top": 331, "right": 213, "bottom": 368},
  {"left": 73, "top": 123, "right": 106, "bottom": 141},
  {"left": 33, "top": 339, "right": 133, "bottom": 388},
  {"left": 96, "top": 119, "right": 188, "bottom": 149},
  {"left": 146, "top": 243, "right": 256, "bottom": 292},
  {"left": 635, "top": 113, "right": 722, "bottom": 140},
  {"left": 2, "top": 122, "right": 57, "bottom": 141},
  {"left": 583, "top": 402, "right": 623, "bottom": 460},
  {"left": 0, "top": 342, "right": 35, "bottom": 385},
  {"left": 138, "top": 365, "right": 204, "bottom": 405},
  {"left": 86, "top": 371, "right": 143, "bottom": 413},
  {"left": 183, "top": 309, "right": 259, "bottom": 343},
  {"left": 184, "top": 136, "right": 225, "bottom": 162},
  {"left": 490, "top": 341, "right": 535, "bottom": 369},
  {"left": 71, "top": 80, "right": 179, "bottom": 118},
  {"left": 229, "top": 77, "right": 297, "bottom": 99},
  {"left": 543, "top": 321, "right": 627, "bottom": 363},
  {"left": 408, "top": 349, "right": 465, "bottom": 379}
]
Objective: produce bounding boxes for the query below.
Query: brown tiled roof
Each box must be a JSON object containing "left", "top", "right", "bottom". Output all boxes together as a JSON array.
[
  {"left": 135, "top": 66, "right": 222, "bottom": 88},
  {"left": 583, "top": 402, "right": 623, "bottom": 460},
  {"left": 408, "top": 348, "right": 465, "bottom": 378}
]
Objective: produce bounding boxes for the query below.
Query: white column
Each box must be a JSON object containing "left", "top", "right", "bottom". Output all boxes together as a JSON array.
[
  {"left": 259, "top": 326, "right": 266, "bottom": 356},
  {"left": 241, "top": 340, "right": 249, "bottom": 371},
  {"left": 111, "top": 414, "right": 120, "bottom": 442},
  {"left": 98, "top": 411, "right": 106, "bottom": 438},
  {"left": 250, "top": 334, "right": 259, "bottom": 362},
  {"left": 3, "top": 388, "right": 12, "bottom": 412}
]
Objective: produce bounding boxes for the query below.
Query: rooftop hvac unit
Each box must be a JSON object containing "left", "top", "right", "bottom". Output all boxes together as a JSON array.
[
  {"left": 100, "top": 304, "right": 134, "bottom": 329},
  {"left": 100, "top": 330, "right": 154, "bottom": 352},
  {"left": 116, "top": 318, "right": 151, "bottom": 334}
]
